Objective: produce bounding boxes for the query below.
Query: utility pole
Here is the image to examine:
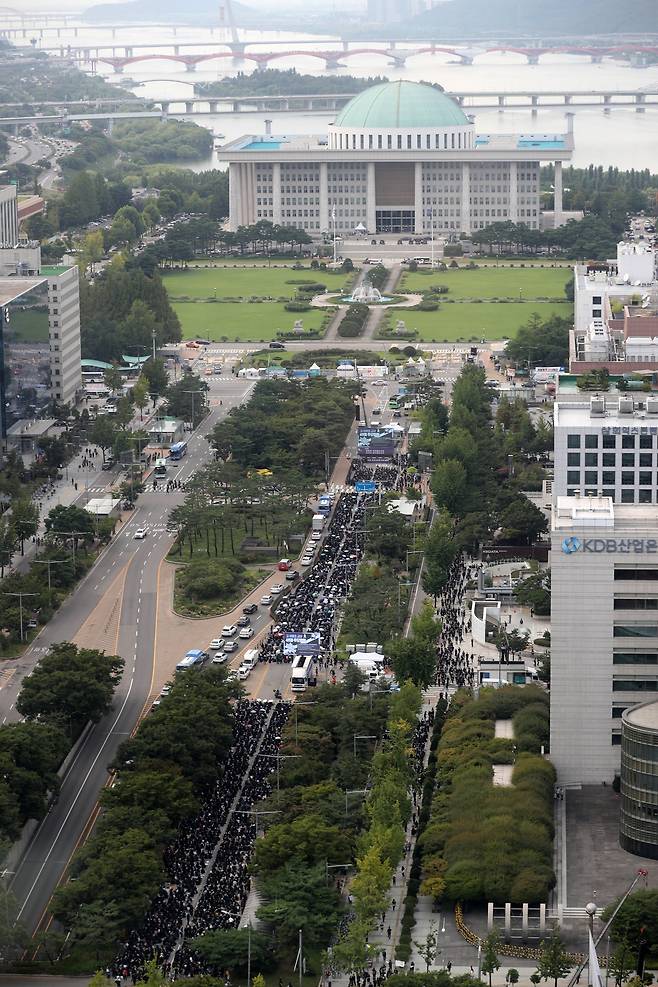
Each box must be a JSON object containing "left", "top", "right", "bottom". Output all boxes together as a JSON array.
[
  {"left": 259, "top": 752, "right": 300, "bottom": 798},
  {"left": 53, "top": 531, "right": 90, "bottom": 575},
  {"left": 32, "top": 557, "right": 71, "bottom": 602},
  {"left": 151, "top": 327, "right": 157, "bottom": 362},
  {"left": 3, "top": 591, "right": 36, "bottom": 642}
]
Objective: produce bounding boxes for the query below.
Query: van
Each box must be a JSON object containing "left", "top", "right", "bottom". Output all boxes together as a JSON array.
[
  {"left": 242, "top": 649, "right": 259, "bottom": 670},
  {"left": 237, "top": 663, "right": 251, "bottom": 681}
]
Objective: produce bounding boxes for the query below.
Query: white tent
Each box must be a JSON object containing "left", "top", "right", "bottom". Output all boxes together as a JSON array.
[
  {"left": 354, "top": 222, "right": 367, "bottom": 232},
  {"left": 309, "top": 362, "right": 320, "bottom": 370}
]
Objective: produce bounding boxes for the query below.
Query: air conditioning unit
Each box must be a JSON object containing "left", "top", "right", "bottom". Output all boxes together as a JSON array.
[
  {"left": 646, "top": 397, "right": 658, "bottom": 415},
  {"left": 590, "top": 396, "right": 605, "bottom": 417},
  {"left": 618, "top": 396, "right": 634, "bottom": 415}
]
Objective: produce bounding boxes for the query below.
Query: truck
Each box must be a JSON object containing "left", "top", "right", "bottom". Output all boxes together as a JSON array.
[{"left": 312, "top": 513, "right": 325, "bottom": 532}]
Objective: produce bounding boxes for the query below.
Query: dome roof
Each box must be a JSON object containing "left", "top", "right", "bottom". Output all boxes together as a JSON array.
[{"left": 333, "top": 81, "right": 469, "bottom": 129}]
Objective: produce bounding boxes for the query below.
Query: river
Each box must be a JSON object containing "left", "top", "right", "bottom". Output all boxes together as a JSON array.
[{"left": 33, "top": 24, "right": 658, "bottom": 169}]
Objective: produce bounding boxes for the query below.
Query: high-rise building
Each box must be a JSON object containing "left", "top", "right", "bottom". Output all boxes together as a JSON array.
[
  {"left": 0, "top": 184, "right": 18, "bottom": 247},
  {"left": 44, "top": 265, "right": 82, "bottom": 407},
  {"left": 551, "top": 495, "right": 658, "bottom": 785}
]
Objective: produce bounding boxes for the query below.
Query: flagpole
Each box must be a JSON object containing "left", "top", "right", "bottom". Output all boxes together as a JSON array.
[{"left": 332, "top": 205, "right": 337, "bottom": 265}]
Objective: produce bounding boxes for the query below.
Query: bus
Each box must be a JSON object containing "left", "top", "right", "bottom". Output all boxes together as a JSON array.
[
  {"left": 170, "top": 441, "right": 188, "bottom": 461},
  {"left": 388, "top": 395, "right": 400, "bottom": 410},
  {"left": 290, "top": 655, "right": 316, "bottom": 692},
  {"left": 154, "top": 458, "right": 168, "bottom": 478}
]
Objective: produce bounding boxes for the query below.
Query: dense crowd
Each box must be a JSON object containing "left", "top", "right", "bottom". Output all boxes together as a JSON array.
[
  {"left": 434, "top": 555, "right": 479, "bottom": 691},
  {"left": 112, "top": 700, "right": 290, "bottom": 983}
]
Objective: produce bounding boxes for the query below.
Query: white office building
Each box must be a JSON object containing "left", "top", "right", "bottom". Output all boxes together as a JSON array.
[
  {"left": 554, "top": 393, "right": 658, "bottom": 505},
  {"left": 221, "top": 80, "right": 574, "bottom": 236},
  {"left": 44, "top": 265, "right": 82, "bottom": 407},
  {"left": 551, "top": 495, "right": 658, "bottom": 784}
]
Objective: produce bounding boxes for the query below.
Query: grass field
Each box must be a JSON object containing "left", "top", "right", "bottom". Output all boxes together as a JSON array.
[
  {"left": 9, "top": 308, "right": 49, "bottom": 343},
  {"left": 162, "top": 265, "right": 349, "bottom": 300},
  {"left": 385, "top": 301, "right": 573, "bottom": 342},
  {"left": 400, "top": 266, "right": 571, "bottom": 299},
  {"left": 171, "top": 301, "right": 329, "bottom": 341}
]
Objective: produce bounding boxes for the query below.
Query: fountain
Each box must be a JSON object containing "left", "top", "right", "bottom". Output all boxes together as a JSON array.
[{"left": 349, "top": 279, "right": 384, "bottom": 303}]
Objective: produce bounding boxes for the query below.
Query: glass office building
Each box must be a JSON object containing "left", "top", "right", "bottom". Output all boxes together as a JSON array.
[
  {"left": 620, "top": 701, "right": 658, "bottom": 859},
  {"left": 0, "top": 278, "right": 51, "bottom": 436}
]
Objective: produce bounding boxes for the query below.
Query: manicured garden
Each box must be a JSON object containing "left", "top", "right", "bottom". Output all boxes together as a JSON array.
[
  {"left": 162, "top": 265, "right": 353, "bottom": 341},
  {"left": 380, "top": 301, "right": 573, "bottom": 342},
  {"left": 400, "top": 265, "right": 571, "bottom": 299}
]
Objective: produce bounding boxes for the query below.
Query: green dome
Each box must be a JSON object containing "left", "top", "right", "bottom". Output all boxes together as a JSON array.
[{"left": 333, "top": 81, "right": 469, "bottom": 130}]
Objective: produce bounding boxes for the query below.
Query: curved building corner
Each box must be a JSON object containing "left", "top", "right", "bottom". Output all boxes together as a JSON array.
[{"left": 620, "top": 700, "right": 658, "bottom": 860}]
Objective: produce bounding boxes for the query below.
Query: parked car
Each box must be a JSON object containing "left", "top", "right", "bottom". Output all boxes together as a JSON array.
[
  {"left": 209, "top": 638, "right": 224, "bottom": 651},
  {"left": 222, "top": 624, "right": 237, "bottom": 637},
  {"left": 237, "top": 664, "right": 251, "bottom": 680}
]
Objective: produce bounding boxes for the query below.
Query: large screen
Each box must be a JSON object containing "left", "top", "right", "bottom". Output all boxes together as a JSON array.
[{"left": 283, "top": 631, "right": 322, "bottom": 657}]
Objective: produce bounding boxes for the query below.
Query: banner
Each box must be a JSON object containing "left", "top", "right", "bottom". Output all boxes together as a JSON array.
[
  {"left": 283, "top": 632, "right": 321, "bottom": 657},
  {"left": 357, "top": 426, "right": 397, "bottom": 460}
]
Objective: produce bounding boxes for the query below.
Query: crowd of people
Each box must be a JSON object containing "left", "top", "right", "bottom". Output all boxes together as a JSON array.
[
  {"left": 113, "top": 700, "right": 289, "bottom": 983},
  {"left": 434, "top": 555, "right": 480, "bottom": 691}
]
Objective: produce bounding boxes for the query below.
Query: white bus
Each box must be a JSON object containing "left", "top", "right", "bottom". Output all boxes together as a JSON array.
[{"left": 290, "top": 654, "right": 316, "bottom": 692}]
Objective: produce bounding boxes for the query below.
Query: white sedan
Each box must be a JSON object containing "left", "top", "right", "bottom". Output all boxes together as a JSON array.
[
  {"left": 209, "top": 639, "right": 224, "bottom": 651},
  {"left": 222, "top": 624, "right": 238, "bottom": 637},
  {"left": 239, "top": 626, "right": 254, "bottom": 639},
  {"left": 270, "top": 584, "right": 284, "bottom": 595},
  {"left": 133, "top": 527, "right": 147, "bottom": 539},
  {"left": 260, "top": 594, "right": 273, "bottom": 606}
]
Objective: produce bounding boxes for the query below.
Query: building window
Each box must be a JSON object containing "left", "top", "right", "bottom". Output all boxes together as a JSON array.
[
  {"left": 640, "top": 435, "right": 653, "bottom": 449},
  {"left": 602, "top": 471, "right": 615, "bottom": 484},
  {"left": 585, "top": 453, "right": 598, "bottom": 467},
  {"left": 567, "top": 434, "right": 581, "bottom": 448},
  {"left": 621, "top": 472, "right": 635, "bottom": 485},
  {"left": 621, "top": 489, "right": 636, "bottom": 503},
  {"left": 639, "top": 453, "right": 653, "bottom": 467},
  {"left": 614, "top": 598, "right": 658, "bottom": 610},
  {"left": 622, "top": 435, "right": 636, "bottom": 449},
  {"left": 585, "top": 471, "right": 598, "bottom": 485},
  {"left": 622, "top": 453, "right": 635, "bottom": 467},
  {"left": 612, "top": 734, "right": 622, "bottom": 746},
  {"left": 639, "top": 490, "right": 653, "bottom": 503},
  {"left": 585, "top": 435, "right": 598, "bottom": 448},
  {"left": 567, "top": 453, "right": 580, "bottom": 466},
  {"left": 639, "top": 472, "right": 652, "bottom": 485},
  {"left": 603, "top": 434, "right": 616, "bottom": 449},
  {"left": 615, "top": 569, "right": 658, "bottom": 580},
  {"left": 613, "top": 679, "right": 658, "bottom": 691},
  {"left": 567, "top": 471, "right": 580, "bottom": 485},
  {"left": 613, "top": 625, "right": 658, "bottom": 637},
  {"left": 613, "top": 652, "right": 658, "bottom": 663},
  {"left": 602, "top": 453, "right": 616, "bottom": 467}
]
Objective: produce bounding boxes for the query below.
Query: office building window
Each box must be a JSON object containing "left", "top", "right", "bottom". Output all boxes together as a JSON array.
[
  {"left": 614, "top": 598, "right": 658, "bottom": 610},
  {"left": 615, "top": 569, "right": 658, "bottom": 580},
  {"left": 613, "top": 679, "right": 658, "bottom": 691},
  {"left": 567, "top": 434, "right": 581, "bottom": 448},
  {"left": 614, "top": 625, "right": 658, "bottom": 637},
  {"left": 640, "top": 435, "right": 653, "bottom": 449},
  {"left": 585, "top": 453, "right": 598, "bottom": 467},
  {"left": 622, "top": 453, "right": 635, "bottom": 467},
  {"left": 602, "top": 453, "right": 616, "bottom": 467},
  {"left": 603, "top": 488, "right": 616, "bottom": 499},
  {"left": 602, "top": 471, "right": 615, "bottom": 485},
  {"left": 613, "top": 652, "right": 658, "bottom": 663},
  {"left": 640, "top": 453, "right": 653, "bottom": 467},
  {"left": 585, "top": 435, "right": 598, "bottom": 448},
  {"left": 639, "top": 490, "right": 653, "bottom": 503},
  {"left": 612, "top": 734, "right": 622, "bottom": 746},
  {"left": 603, "top": 434, "right": 616, "bottom": 448},
  {"left": 567, "top": 453, "right": 580, "bottom": 467},
  {"left": 612, "top": 706, "right": 628, "bottom": 717},
  {"left": 567, "top": 471, "right": 580, "bottom": 485},
  {"left": 621, "top": 489, "right": 636, "bottom": 503},
  {"left": 585, "top": 471, "right": 598, "bottom": 485},
  {"left": 640, "top": 472, "right": 652, "bottom": 485},
  {"left": 621, "top": 472, "right": 635, "bottom": 485},
  {"left": 622, "top": 435, "right": 636, "bottom": 449}
]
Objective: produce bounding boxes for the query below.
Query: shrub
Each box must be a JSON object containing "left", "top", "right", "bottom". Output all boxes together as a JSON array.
[{"left": 284, "top": 300, "right": 311, "bottom": 312}]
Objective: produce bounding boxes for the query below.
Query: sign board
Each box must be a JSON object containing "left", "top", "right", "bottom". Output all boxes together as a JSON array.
[
  {"left": 357, "top": 426, "right": 397, "bottom": 461},
  {"left": 532, "top": 366, "right": 563, "bottom": 383},
  {"left": 561, "top": 536, "right": 658, "bottom": 555},
  {"left": 283, "top": 631, "right": 321, "bottom": 657},
  {"left": 355, "top": 481, "right": 377, "bottom": 492}
]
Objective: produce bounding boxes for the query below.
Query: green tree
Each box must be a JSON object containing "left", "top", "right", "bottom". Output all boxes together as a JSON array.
[
  {"left": 0, "top": 516, "right": 17, "bottom": 575},
  {"left": 132, "top": 375, "right": 150, "bottom": 420},
  {"left": 498, "top": 495, "right": 548, "bottom": 544},
  {"left": 350, "top": 841, "right": 392, "bottom": 924},
  {"left": 90, "top": 414, "right": 117, "bottom": 462},
  {"left": 607, "top": 943, "right": 633, "bottom": 987},
  {"left": 604, "top": 889, "right": 658, "bottom": 952},
  {"left": 16, "top": 642, "right": 124, "bottom": 739},
  {"left": 11, "top": 498, "right": 39, "bottom": 554},
  {"left": 104, "top": 366, "right": 124, "bottom": 398},
  {"left": 422, "top": 510, "right": 456, "bottom": 599},
  {"left": 252, "top": 813, "right": 352, "bottom": 879},
  {"left": 109, "top": 216, "right": 136, "bottom": 249},
  {"left": 45, "top": 503, "right": 95, "bottom": 544},
  {"left": 257, "top": 863, "right": 340, "bottom": 947},
  {"left": 431, "top": 458, "right": 468, "bottom": 514},
  {"left": 134, "top": 958, "right": 166, "bottom": 986},
  {"left": 388, "top": 635, "right": 436, "bottom": 689},
  {"left": 142, "top": 200, "right": 161, "bottom": 231},
  {"left": 414, "top": 921, "right": 440, "bottom": 973},
  {"left": 80, "top": 230, "right": 105, "bottom": 274},
  {"left": 505, "top": 314, "right": 571, "bottom": 369},
  {"left": 481, "top": 931, "right": 501, "bottom": 987},
  {"left": 515, "top": 569, "right": 551, "bottom": 616},
  {"left": 192, "top": 928, "right": 272, "bottom": 975},
  {"left": 536, "top": 930, "right": 572, "bottom": 987}
]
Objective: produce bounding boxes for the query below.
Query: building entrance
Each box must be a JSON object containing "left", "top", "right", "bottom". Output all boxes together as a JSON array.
[{"left": 376, "top": 209, "right": 415, "bottom": 233}]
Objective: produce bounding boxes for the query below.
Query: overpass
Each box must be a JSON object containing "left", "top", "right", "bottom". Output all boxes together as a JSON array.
[{"left": 1, "top": 87, "right": 656, "bottom": 133}]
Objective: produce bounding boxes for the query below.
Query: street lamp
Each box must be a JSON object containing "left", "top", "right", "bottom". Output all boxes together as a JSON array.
[
  {"left": 32, "top": 557, "right": 71, "bottom": 603},
  {"left": 291, "top": 700, "right": 316, "bottom": 744},
  {"left": 345, "top": 788, "right": 368, "bottom": 816},
  {"left": 3, "top": 591, "right": 36, "bottom": 642},
  {"left": 259, "top": 751, "right": 300, "bottom": 798}
]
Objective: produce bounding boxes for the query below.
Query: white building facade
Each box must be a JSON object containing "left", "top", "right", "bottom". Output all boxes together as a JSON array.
[
  {"left": 551, "top": 496, "right": 658, "bottom": 785},
  {"left": 45, "top": 265, "right": 82, "bottom": 407},
  {"left": 221, "top": 81, "right": 574, "bottom": 236},
  {"left": 554, "top": 394, "right": 658, "bottom": 505}
]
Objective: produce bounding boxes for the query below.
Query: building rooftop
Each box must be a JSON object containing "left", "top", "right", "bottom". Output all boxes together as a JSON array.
[
  {"left": 221, "top": 131, "right": 573, "bottom": 155},
  {"left": 553, "top": 495, "right": 658, "bottom": 531},
  {"left": 333, "top": 81, "right": 469, "bottom": 129},
  {"left": 623, "top": 700, "right": 658, "bottom": 731},
  {"left": 40, "top": 265, "right": 71, "bottom": 276},
  {"left": 0, "top": 276, "right": 46, "bottom": 305},
  {"left": 6, "top": 418, "right": 56, "bottom": 438},
  {"left": 554, "top": 395, "right": 658, "bottom": 427}
]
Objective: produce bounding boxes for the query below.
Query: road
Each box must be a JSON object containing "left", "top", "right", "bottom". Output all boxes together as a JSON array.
[{"left": 6, "top": 375, "right": 256, "bottom": 937}]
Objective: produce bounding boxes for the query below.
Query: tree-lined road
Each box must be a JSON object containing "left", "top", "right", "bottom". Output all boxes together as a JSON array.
[{"left": 6, "top": 376, "right": 255, "bottom": 937}]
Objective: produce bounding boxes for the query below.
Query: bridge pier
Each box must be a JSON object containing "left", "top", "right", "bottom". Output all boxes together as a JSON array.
[
  {"left": 388, "top": 54, "right": 407, "bottom": 67},
  {"left": 209, "top": 100, "right": 218, "bottom": 113},
  {"left": 160, "top": 101, "right": 170, "bottom": 117},
  {"left": 531, "top": 95, "right": 539, "bottom": 106},
  {"left": 498, "top": 94, "right": 505, "bottom": 109},
  {"left": 635, "top": 93, "right": 646, "bottom": 113},
  {"left": 106, "top": 117, "right": 113, "bottom": 135},
  {"left": 527, "top": 54, "right": 539, "bottom": 64},
  {"left": 325, "top": 58, "right": 346, "bottom": 69},
  {"left": 460, "top": 55, "right": 473, "bottom": 64},
  {"left": 630, "top": 53, "right": 648, "bottom": 67},
  {"left": 590, "top": 54, "right": 603, "bottom": 63},
  {"left": 342, "top": 39, "right": 349, "bottom": 51},
  {"left": 125, "top": 47, "right": 133, "bottom": 57},
  {"left": 228, "top": 41, "right": 246, "bottom": 56},
  {"left": 185, "top": 101, "right": 193, "bottom": 113},
  {"left": 564, "top": 94, "right": 571, "bottom": 104},
  {"left": 185, "top": 62, "right": 197, "bottom": 72}
]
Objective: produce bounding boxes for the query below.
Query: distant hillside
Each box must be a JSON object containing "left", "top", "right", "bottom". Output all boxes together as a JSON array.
[
  {"left": 403, "top": 0, "right": 658, "bottom": 38},
  {"left": 83, "top": 0, "right": 257, "bottom": 25}
]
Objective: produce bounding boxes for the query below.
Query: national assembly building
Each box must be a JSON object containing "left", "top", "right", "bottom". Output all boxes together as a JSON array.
[{"left": 221, "top": 80, "right": 574, "bottom": 237}]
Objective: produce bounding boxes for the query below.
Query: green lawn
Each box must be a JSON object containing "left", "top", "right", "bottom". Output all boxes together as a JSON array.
[
  {"left": 384, "top": 301, "right": 573, "bottom": 342},
  {"left": 9, "top": 308, "right": 49, "bottom": 343},
  {"left": 162, "top": 265, "right": 350, "bottom": 300},
  {"left": 171, "top": 301, "right": 329, "bottom": 341},
  {"left": 400, "top": 265, "right": 571, "bottom": 299}
]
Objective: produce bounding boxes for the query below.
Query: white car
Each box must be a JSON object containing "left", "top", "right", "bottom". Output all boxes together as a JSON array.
[
  {"left": 310, "top": 531, "right": 322, "bottom": 542},
  {"left": 224, "top": 640, "right": 238, "bottom": 653},
  {"left": 237, "top": 664, "right": 251, "bottom": 680},
  {"left": 209, "top": 638, "right": 224, "bottom": 651},
  {"left": 301, "top": 556, "right": 313, "bottom": 566},
  {"left": 239, "top": 626, "right": 254, "bottom": 639},
  {"left": 260, "top": 594, "right": 273, "bottom": 606},
  {"left": 133, "top": 527, "right": 147, "bottom": 539},
  {"left": 270, "top": 584, "right": 284, "bottom": 595},
  {"left": 212, "top": 652, "right": 228, "bottom": 664},
  {"left": 222, "top": 624, "right": 237, "bottom": 637}
]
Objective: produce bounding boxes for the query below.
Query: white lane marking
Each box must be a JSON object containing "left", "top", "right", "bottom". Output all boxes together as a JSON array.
[{"left": 15, "top": 674, "right": 137, "bottom": 919}]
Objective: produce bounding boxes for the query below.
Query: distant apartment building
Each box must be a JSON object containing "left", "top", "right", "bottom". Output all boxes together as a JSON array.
[{"left": 45, "top": 265, "right": 82, "bottom": 407}]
